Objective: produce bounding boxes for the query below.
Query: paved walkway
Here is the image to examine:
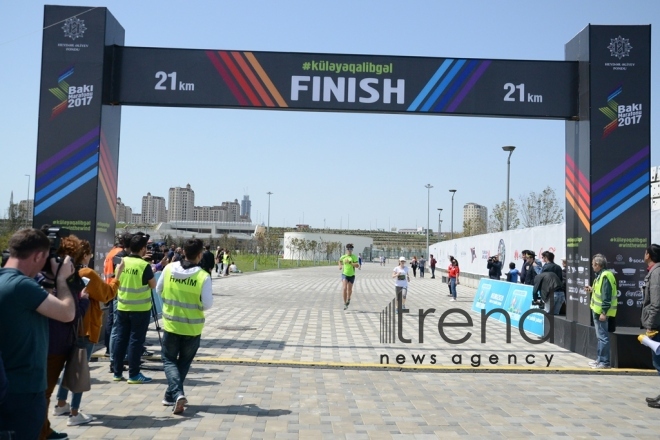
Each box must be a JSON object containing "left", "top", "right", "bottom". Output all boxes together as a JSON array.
[{"left": 50, "top": 263, "right": 660, "bottom": 438}]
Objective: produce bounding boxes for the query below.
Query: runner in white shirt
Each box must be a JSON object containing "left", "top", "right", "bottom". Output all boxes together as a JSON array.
[{"left": 392, "top": 257, "right": 411, "bottom": 311}]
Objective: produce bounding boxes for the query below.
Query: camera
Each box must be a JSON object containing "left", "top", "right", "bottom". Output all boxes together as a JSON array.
[{"left": 41, "top": 226, "right": 71, "bottom": 274}]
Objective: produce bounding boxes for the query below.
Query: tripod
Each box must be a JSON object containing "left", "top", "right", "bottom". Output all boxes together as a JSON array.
[{"left": 150, "top": 291, "right": 163, "bottom": 347}]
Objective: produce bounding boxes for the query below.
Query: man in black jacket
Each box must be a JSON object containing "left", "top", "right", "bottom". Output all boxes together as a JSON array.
[
  {"left": 487, "top": 255, "right": 502, "bottom": 280},
  {"left": 200, "top": 245, "right": 216, "bottom": 276},
  {"left": 533, "top": 251, "right": 563, "bottom": 311}
]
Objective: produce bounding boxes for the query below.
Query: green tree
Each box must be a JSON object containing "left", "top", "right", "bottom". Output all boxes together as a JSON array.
[
  {"left": 488, "top": 199, "right": 521, "bottom": 232},
  {"left": 519, "top": 186, "right": 564, "bottom": 228},
  {"left": 462, "top": 217, "right": 487, "bottom": 237}
]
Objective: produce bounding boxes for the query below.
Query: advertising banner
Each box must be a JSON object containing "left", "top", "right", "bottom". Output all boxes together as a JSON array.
[
  {"left": 472, "top": 278, "right": 544, "bottom": 337},
  {"left": 565, "top": 25, "right": 651, "bottom": 327},
  {"left": 113, "top": 47, "right": 577, "bottom": 119},
  {"left": 35, "top": 6, "right": 124, "bottom": 272}
]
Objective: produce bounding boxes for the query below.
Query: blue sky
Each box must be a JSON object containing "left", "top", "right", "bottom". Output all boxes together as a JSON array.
[{"left": 1, "top": 1, "right": 658, "bottom": 232}]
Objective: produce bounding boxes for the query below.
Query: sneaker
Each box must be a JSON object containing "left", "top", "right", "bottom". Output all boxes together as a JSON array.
[
  {"left": 52, "top": 402, "right": 71, "bottom": 416},
  {"left": 127, "top": 372, "right": 152, "bottom": 384},
  {"left": 113, "top": 374, "right": 124, "bottom": 381},
  {"left": 591, "top": 363, "right": 611, "bottom": 369},
  {"left": 46, "top": 431, "right": 69, "bottom": 439},
  {"left": 67, "top": 412, "right": 94, "bottom": 426},
  {"left": 173, "top": 395, "right": 188, "bottom": 415},
  {"left": 347, "top": 298, "right": 351, "bottom": 306},
  {"left": 142, "top": 349, "right": 154, "bottom": 357},
  {"left": 344, "top": 304, "right": 348, "bottom": 310},
  {"left": 162, "top": 398, "right": 175, "bottom": 406},
  {"left": 588, "top": 360, "right": 599, "bottom": 367},
  {"left": 450, "top": 298, "right": 456, "bottom": 302}
]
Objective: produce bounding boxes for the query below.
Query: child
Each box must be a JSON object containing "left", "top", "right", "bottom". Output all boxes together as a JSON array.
[{"left": 506, "top": 262, "right": 520, "bottom": 283}]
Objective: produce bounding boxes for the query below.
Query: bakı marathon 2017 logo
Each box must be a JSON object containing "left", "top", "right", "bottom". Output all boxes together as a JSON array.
[
  {"left": 48, "top": 66, "right": 94, "bottom": 119},
  {"left": 598, "top": 85, "right": 642, "bottom": 139}
]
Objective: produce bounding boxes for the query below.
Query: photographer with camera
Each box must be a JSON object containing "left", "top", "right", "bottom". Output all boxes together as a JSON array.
[
  {"left": 40, "top": 234, "right": 90, "bottom": 440},
  {"left": 487, "top": 255, "right": 502, "bottom": 280},
  {"left": 53, "top": 239, "right": 120, "bottom": 426},
  {"left": 113, "top": 233, "right": 157, "bottom": 384},
  {"left": 0, "top": 228, "right": 77, "bottom": 440}
]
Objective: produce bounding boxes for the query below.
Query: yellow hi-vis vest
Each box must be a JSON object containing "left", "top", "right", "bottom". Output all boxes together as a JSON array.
[
  {"left": 590, "top": 270, "right": 618, "bottom": 317},
  {"left": 117, "top": 256, "right": 152, "bottom": 312},
  {"left": 161, "top": 264, "right": 208, "bottom": 336}
]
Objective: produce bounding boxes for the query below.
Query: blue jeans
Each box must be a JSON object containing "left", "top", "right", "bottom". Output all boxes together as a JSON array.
[
  {"left": 162, "top": 331, "right": 201, "bottom": 402},
  {"left": 450, "top": 278, "right": 457, "bottom": 299},
  {"left": 56, "top": 338, "right": 95, "bottom": 410},
  {"left": 0, "top": 391, "right": 46, "bottom": 440},
  {"left": 419, "top": 267, "right": 425, "bottom": 278},
  {"left": 113, "top": 310, "right": 151, "bottom": 378},
  {"left": 109, "top": 299, "right": 118, "bottom": 363},
  {"left": 650, "top": 332, "right": 660, "bottom": 375},
  {"left": 553, "top": 291, "right": 565, "bottom": 315},
  {"left": 593, "top": 312, "right": 610, "bottom": 366}
]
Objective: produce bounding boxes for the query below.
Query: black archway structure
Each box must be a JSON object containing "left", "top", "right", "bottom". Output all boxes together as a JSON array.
[{"left": 35, "top": 6, "right": 650, "bottom": 362}]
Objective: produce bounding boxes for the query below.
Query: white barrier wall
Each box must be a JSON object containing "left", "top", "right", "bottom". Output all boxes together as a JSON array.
[
  {"left": 283, "top": 232, "right": 373, "bottom": 260},
  {"left": 430, "top": 224, "right": 566, "bottom": 280}
]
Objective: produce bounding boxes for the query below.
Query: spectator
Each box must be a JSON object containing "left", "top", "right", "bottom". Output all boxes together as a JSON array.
[
  {"left": 585, "top": 254, "right": 617, "bottom": 369},
  {"left": 523, "top": 251, "right": 539, "bottom": 285},
  {"left": 487, "top": 255, "right": 502, "bottom": 280},
  {"left": 410, "top": 256, "right": 418, "bottom": 278},
  {"left": 53, "top": 239, "right": 120, "bottom": 426},
  {"left": 446, "top": 256, "right": 455, "bottom": 297},
  {"left": 641, "top": 244, "right": 660, "bottom": 408},
  {"left": 429, "top": 254, "right": 437, "bottom": 279},
  {"left": 200, "top": 245, "right": 215, "bottom": 276},
  {"left": 0, "top": 229, "right": 77, "bottom": 440},
  {"left": 536, "top": 251, "right": 564, "bottom": 314},
  {"left": 40, "top": 235, "right": 91, "bottom": 440},
  {"left": 106, "top": 232, "right": 133, "bottom": 363},
  {"left": 113, "top": 233, "right": 157, "bottom": 383},
  {"left": 506, "top": 262, "right": 519, "bottom": 283},
  {"left": 156, "top": 239, "right": 213, "bottom": 414},
  {"left": 448, "top": 259, "right": 460, "bottom": 301},
  {"left": 419, "top": 255, "right": 426, "bottom": 278}
]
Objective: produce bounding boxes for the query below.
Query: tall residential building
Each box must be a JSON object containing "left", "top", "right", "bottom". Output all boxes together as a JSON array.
[
  {"left": 463, "top": 203, "right": 488, "bottom": 233},
  {"left": 18, "top": 199, "right": 34, "bottom": 223},
  {"left": 116, "top": 197, "right": 133, "bottom": 223},
  {"left": 221, "top": 199, "right": 241, "bottom": 222},
  {"left": 240, "top": 195, "right": 252, "bottom": 219},
  {"left": 168, "top": 184, "right": 195, "bottom": 222},
  {"left": 193, "top": 205, "right": 228, "bottom": 222},
  {"left": 131, "top": 213, "right": 142, "bottom": 224},
  {"left": 141, "top": 192, "right": 167, "bottom": 224}
]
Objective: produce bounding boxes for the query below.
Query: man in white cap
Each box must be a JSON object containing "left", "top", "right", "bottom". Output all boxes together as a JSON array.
[{"left": 392, "top": 257, "right": 411, "bottom": 311}]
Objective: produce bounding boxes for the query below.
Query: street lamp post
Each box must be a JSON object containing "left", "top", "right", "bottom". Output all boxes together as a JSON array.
[
  {"left": 266, "top": 191, "right": 273, "bottom": 235},
  {"left": 425, "top": 184, "right": 433, "bottom": 255},
  {"left": 437, "top": 208, "right": 442, "bottom": 241},
  {"left": 449, "top": 189, "right": 457, "bottom": 239},
  {"left": 502, "top": 146, "right": 516, "bottom": 231}
]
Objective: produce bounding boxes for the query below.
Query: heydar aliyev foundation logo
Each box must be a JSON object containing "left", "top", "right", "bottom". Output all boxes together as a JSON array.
[
  {"left": 607, "top": 36, "right": 632, "bottom": 60},
  {"left": 62, "top": 17, "right": 86, "bottom": 40}
]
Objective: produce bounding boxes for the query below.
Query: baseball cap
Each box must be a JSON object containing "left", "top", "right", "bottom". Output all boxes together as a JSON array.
[{"left": 399, "top": 257, "right": 406, "bottom": 261}]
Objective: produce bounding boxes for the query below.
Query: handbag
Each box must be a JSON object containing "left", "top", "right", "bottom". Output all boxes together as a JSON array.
[{"left": 61, "top": 317, "right": 91, "bottom": 393}]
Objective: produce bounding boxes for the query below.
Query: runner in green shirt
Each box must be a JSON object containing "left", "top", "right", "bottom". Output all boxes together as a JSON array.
[{"left": 338, "top": 243, "right": 359, "bottom": 310}]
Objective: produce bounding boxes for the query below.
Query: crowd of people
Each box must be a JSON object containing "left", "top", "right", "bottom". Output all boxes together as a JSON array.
[{"left": 0, "top": 228, "right": 214, "bottom": 439}]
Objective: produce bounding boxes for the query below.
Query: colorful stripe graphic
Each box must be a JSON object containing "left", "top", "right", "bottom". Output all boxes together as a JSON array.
[
  {"left": 206, "top": 51, "right": 288, "bottom": 108},
  {"left": 48, "top": 66, "right": 74, "bottom": 119},
  {"left": 98, "top": 130, "right": 117, "bottom": 220},
  {"left": 408, "top": 59, "right": 491, "bottom": 113},
  {"left": 565, "top": 154, "right": 591, "bottom": 232},
  {"left": 35, "top": 127, "right": 100, "bottom": 216},
  {"left": 598, "top": 85, "right": 622, "bottom": 139},
  {"left": 591, "top": 146, "right": 650, "bottom": 233}
]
